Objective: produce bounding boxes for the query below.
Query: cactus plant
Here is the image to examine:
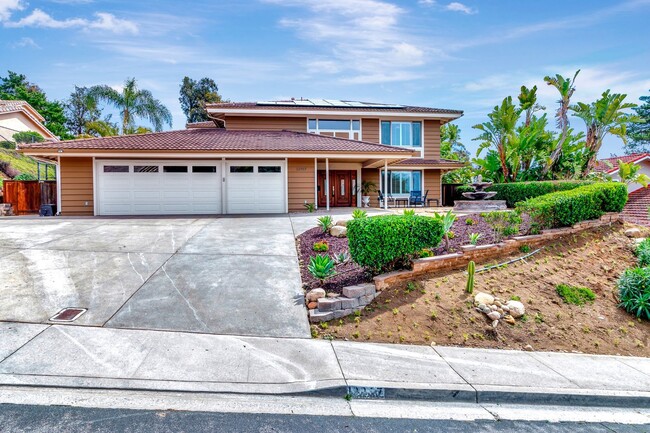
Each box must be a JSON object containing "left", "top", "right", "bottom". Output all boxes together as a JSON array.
[{"left": 466, "top": 260, "right": 475, "bottom": 294}]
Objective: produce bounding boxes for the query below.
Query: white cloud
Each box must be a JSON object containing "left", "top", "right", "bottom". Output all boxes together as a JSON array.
[
  {"left": 418, "top": 0, "right": 436, "bottom": 5},
  {"left": 263, "top": 0, "right": 428, "bottom": 84},
  {"left": 445, "top": 2, "right": 476, "bottom": 14},
  {"left": 11, "top": 36, "right": 40, "bottom": 48},
  {"left": 4, "top": 8, "right": 138, "bottom": 34},
  {"left": 0, "top": 0, "right": 24, "bottom": 21}
]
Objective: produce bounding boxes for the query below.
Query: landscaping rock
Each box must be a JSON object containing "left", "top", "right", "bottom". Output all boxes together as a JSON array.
[
  {"left": 477, "top": 303, "right": 491, "bottom": 314},
  {"left": 343, "top": 285, "right": 366, "bottom": 298},
  {"left": 330, "top": 225, "right": 347, "bottom": 238},
  {"left": 492, "top": 320, "right": 499, "bottom": 328},
  {"left": 326, "top": 293, "right": 340, "bottom": 298},
  {"left": 318, "top": 298, "right": 341, "bottom": 311},
  {"left": 523, "top": 344, "right": 534, "bottom": 352},
  {"left": 339, "top": 297, "right": 359, "bottom": 309},
  {"left": 505, "top": 300, "right": 525, "bottom": 318},
  {"left": 306, "top": 288, "right": 326, "bottom": 302},
  {"left": 625, "top": 228, "right": 642, "bottom": 238},
  {"left": 334, "top": 220, "right": 348, "bottom": 227},
  {"left": 307, "top": 301, "right": 317, "bottom": 309},
  {"left": 309, "top": 310, "right": 334, "bottom": 323},
  {"left": 359, "top": 294, "right": 375, "bottom": 306},
  {"left": 503, "top": 315, "right": 516, "bottom": 325},
  {"left": 487, "top": 311, "right": 501, "bottom": 321},
  {"left": 474, "top": 292, "right": 495, "bottom": 306}
]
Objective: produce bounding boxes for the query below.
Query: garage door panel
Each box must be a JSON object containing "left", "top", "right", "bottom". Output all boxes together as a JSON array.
[{"left": 226, "top": 161, "right": 286, "bottom": 214}]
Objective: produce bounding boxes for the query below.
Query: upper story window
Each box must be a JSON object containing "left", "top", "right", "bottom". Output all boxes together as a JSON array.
[
  {"left": 380, "top": 121, "right": 422, "bottom": 148},
  {"left": 308, "top": 119, "right": 361, "bottom": 140}
]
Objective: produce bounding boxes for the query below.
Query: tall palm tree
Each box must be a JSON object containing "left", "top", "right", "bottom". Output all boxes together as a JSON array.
[
  {"left": 540, "top": 70, "right": 580, "bottom": 177},
  {"left": 571, "top": 90, "right": 638, "bottom": 175},
  {"left": 473, "top": 96, "right": 520, "bottom": 182},
  {"left": 89, "top": 78, "right": 172, "bottom": 134},
  {"left": 517, "top": 85, "right": 544, "bottom": 127}
]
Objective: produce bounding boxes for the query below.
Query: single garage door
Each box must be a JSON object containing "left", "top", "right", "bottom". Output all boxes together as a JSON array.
[
  {"left": 226, "top": 160, "right": 286, "bottom": 214},
  {"left": 96, "top": 160, "right": 222, "bottom": 215}
]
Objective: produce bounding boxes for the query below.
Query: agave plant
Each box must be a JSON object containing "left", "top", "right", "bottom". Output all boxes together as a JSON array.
[
  {"left": 352, "top": 209, "right": 367, "bottom": 219},
  {"left": 432, "top": 210, "right": 457, "bottom": 250},
  {"left": 403, "top": 209, "right": 416, "bottom": 216},
  {"left": 334, "top": 251, "right": 350, "bottom": 264},
  {"left": 317, "top": 215, "right": 333, "bottom": 233},
  {"left": 468, "top": 232, "right": 482, "bottom": 245},
  {"left": 308, "top": 254, "right": 337, "bottom": 283}
]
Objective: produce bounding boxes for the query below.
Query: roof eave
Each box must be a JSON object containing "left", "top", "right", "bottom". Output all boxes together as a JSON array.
[{"left": 206, "top": 107, "right": 463, "bottom": 120}]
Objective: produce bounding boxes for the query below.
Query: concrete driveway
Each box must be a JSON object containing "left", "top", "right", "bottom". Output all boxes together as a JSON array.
[{"left": 0, "top": 216, "right": 310, "bottom": 338}]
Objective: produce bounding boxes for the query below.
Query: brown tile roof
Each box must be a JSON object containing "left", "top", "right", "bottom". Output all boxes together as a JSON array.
[
  {"left": 207, "top": 100, "right": 463, "bottom": 116},
  {"left": 390, "top": 158, "right": 466, "bottom": 167},
  {"left": 0, "top": 99, "right": 45, "bottom": 122},
  {"left": 185, "top": 120, "right": 218, "bottom": 129},
  {"left": 592, "top": 153, "right": 650, "bottom": 173},
  {"left": 19, "top": 128, "right": 415, "bottom": 155}
]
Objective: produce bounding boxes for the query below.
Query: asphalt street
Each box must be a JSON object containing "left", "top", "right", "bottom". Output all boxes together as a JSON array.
[{"left": 0, "top": 404, "right": 648, "bottom": 433}]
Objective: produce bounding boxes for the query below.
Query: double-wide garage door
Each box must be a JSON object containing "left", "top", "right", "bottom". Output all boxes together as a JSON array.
[{"left": 96, "top": 160, "right": 286, "bottom": 215}]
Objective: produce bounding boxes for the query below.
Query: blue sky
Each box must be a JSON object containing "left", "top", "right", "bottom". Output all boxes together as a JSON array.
[{"left": 1, "top": 0, "right": 649, "bottom": 156}]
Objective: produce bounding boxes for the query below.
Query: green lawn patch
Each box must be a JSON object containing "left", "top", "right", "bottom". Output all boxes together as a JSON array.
[{"left": 555, "top": 284, "right": 596, "bottom": 306}]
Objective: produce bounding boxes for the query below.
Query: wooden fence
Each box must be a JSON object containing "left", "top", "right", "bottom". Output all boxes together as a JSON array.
[{"left": 2, "top": 180, "right": 57, "bottom": 215}]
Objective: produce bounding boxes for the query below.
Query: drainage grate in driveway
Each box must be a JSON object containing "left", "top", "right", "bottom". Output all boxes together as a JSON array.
[{"left": 49, "top": 308, "right": 87, "bottom": 322}]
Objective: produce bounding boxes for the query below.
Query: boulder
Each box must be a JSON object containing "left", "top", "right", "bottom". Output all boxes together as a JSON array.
[
  {"left": 505, "top": 300, "right": 525, "bottom": 318},
  {"left": 474, "top": 292, "right": 495, "bottom": 306},
  {"left": 306, "top": 288, "right": 326, "bottom": 302},
  {"left": 625, "top": 228, "right": 642, "bottom": 238},
  {"left": 330, "top": 225, "right": 347, "bottom": 238},
  {"left": 334, "top": 220, "right": 348, "bottom": 227},
  {"left": 487, "top": 311, "right": 501, "bottom": 321}
]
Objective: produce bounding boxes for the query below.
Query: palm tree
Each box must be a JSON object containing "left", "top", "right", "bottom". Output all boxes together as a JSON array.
[
  {"left": 89, "top": 78, "right": 172, "bottom": 134},
  {"left": 440, "top": 123, "right": 469, "bottom": 161},
  {"left": 473, "top": 96, "right": 520, "bottom": 182},
  {"left": 540, "top": 70, "right": 580, "bottom": 177},
  {"left": 572, "top": 90, "right": 638, "bottom": 175},
  {"left": 517, "top": 85, "right": 544, "bottom": 127}
]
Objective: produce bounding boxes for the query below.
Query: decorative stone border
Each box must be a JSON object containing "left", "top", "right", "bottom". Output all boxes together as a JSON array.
[
  {"left": 308, "top": 283, "right": 377, "bottom": 323},
  {"left": 0, "top": 204, "right": 13, "bottom": 217},
  {"left": 374, "top": 212, "right": 622, "bottom": 291}
]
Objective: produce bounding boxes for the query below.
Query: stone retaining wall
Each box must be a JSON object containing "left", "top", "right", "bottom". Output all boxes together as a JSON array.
[
  {"left": 374, "top": 212, "right": 622, "bottom": 291},
  {"left": 308, "top": 283, "right": 377, "bottom": 323}
]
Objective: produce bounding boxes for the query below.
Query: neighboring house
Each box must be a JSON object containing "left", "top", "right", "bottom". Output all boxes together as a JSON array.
[
  {"left": 19, "top": 99, "right": 464, "bottom": 216},
  {"left": 0, "top": 100, "right": 58, "bottom": 143},
  {"left": 592, "top": 153, "right": 650, "bottom": 193}
]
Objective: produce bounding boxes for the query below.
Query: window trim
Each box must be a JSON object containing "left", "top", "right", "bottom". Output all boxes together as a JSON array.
[
  {"left": 307, "top": 118, "right": 362, "bottom": 140},
  {"left": 380, "top": 170, "right": 423, "bottom": 196},
  {"left": 379, "top": 121, "right": 423, "bottom": 153}
]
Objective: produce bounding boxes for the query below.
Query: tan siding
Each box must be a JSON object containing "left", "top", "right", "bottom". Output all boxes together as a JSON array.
[
  {"left": 362, "top": 118, "right": 379, "bottom": 143},
  {"left": 287, "top": 158, "right": 315, "bottom": 211},
  {"left": 224, "top": 115, "right": 306, "bottom": 131},
  {"left": 361, "top": 168, "right": 381, "bottom": 207},
  {"left": 423, "top": 170, "right": 442, "bottom": 204},
  {"left": 60, "top": 157, "right": 94, "bottom": 216},
  {"left": 423, "top": 119, "right": 441, "bottom": 160}
]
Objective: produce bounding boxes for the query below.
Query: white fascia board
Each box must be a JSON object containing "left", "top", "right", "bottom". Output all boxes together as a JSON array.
[
  {"left": 20, "top": 151, "right": 414, "bottom": 160},
  {"left": 207, "top": 108, "right": 462, "bottom": 119}
]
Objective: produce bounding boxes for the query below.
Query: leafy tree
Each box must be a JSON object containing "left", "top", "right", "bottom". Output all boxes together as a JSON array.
[
  {"left": 179, "top": 76, "right": 225, "bottom": 123},
  {"left": 540, "top": 70, "right": 580, "bottom": 177},
  {"left": 65, "top": 86, "right": 101, "bottom": 136},
  {"left": 12, "top": 131, "right": 44, "bottom": 143},
  {"left": 626, "top": 90, "right": 650, "bottom": 154},
  {"left": 473, "top": 96, "right": 520, "bottom": 182},
  {"left": 518, "top": 85, "right": 544, "bottom": 127},
  {"left": 0, "top": 71, "right": 72, "bottom": 139},
  {"left": 89, "top": 77, "right": 172, "bottom": 134},
  {"left": 617, "top": 159, "right": 650, "bottom": 188},
  {"left": 84, "top": 119, "right": 119, "bottom": 137},
  {"left": 571, "top": 90, "right": 638, "bottom": 175},
  {"left": 441, "top": 124, "right": 469, "bottom": 161}
]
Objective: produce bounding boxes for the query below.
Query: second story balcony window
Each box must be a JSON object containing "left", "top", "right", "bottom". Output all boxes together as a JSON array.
[
  {"left": 308, "top": 119, "right": 361, "bottom": 140},
  {"left": 380, "top": 121, "right": 422, "bottom": 148}
]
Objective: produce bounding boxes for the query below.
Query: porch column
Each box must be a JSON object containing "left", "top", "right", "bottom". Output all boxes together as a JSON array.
[
  {"left": 314, "top": 158, "right": 318, "bottom": 209},
  {"left": 56, "top": 155, "right": 62, "bottom": 215},
  {"left": 384, "top": 159, "right": 388, "bottom": 210},
  {"left": 325, "top": 158, "right": 330, "bottom": 211}
]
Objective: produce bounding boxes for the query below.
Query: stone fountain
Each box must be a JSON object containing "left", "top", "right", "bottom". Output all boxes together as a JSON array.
[{"left": 453, "top": 176, "right": 507, "bottom": 212}]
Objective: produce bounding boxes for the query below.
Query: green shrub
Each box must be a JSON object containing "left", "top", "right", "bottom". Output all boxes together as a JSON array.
[
  {"left": 465, "top": 218, "right": 475, "bottom": 225},
  {"left": 617, "top": 267, "right": 650, "bottom": 320},
  {"left": 403, "top": 209, "right": 416, "bottom": 216},
  {"left": 555, "top": 284, "right": 596, "bottom": 306},
  {"left": 308, "top": 254, "right": 336, "bottom": 283},
  {"left": 352, "top": 209, "right": 367, "bottom": 219},
  {"left": 317, "top": 215, "right": 333, "bottom": 233},
  {"left": 481, "top": 211, "right": 521, "bottom": 242},
  {"left": 313, "top": 241, "right": 329, "bottom": 252},
  {"left": 12, "top": 131, "right": 44, "bottom": 144},
  {"left": 304, "top": 202, "right": 315, "bottom": 213},
  {"left": 347, "top": 215, "right": 444, "bottom": 272},
  {"left": 519, "top": 244, "right": 531, "bottom": 254},
  {"left": 516, "top": 182, "right": 627, "bottom": 229},
  {"left": 636, "top": 238, "right": 650, "bottom": 266},
  {"left": 0, "top": 141, "right": 15, "bottom": 149},
  {"left": 455, "top": 185, "right": 475, "bottom": 199},
  {"left": 13, "top": 173, "right": 37, "bottom": 181},
  {"left": 487, "top": 181, "right": 593, "bottom": 208},
  {"left": 468, "top": 232, "right": 481, "bottom": 245}
]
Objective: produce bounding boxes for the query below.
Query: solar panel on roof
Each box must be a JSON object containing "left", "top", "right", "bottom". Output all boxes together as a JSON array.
[{"left": 256, "top": 99, "right": 405, "bottom": 109}]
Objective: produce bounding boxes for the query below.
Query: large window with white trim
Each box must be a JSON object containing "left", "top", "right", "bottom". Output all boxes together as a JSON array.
[
  {"left": 308, "top": 118, "right": 361, "bottom": 139},
  {"left": 380, "top": 121, "right": 422, "bottom": 147},
  {"left": 380, "top": 170, "right": 422, "bottom": 196}
]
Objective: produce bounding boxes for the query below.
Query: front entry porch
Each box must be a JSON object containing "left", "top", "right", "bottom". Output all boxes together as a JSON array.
[{"left": 317, "top": 170, "right": 357, "bottom": 208}]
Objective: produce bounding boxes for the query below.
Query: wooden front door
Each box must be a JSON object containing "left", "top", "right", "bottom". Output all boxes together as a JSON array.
[{"left": 317, "top": 170, "right": 357, "bottom": 207}]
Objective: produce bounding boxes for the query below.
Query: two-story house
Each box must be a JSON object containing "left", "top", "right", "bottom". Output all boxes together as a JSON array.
[{"left": 19, "top": 99, "right": 463, "bottom": 216}]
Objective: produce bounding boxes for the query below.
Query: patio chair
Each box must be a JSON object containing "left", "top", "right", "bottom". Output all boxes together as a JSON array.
[
  {"left": 377, "top": 190, "right": 395, "bottom": 207},
  {"left": 409, "top": 190, "right": 425, "bottom": 207}
]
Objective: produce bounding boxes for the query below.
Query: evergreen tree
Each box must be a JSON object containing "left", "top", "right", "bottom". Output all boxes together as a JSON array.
[
  {"left": 179, "top": 77, "right": 225, "bottom": 123},
  {"left": 626, "top": 90, "right": 650, "bottom": 154}
]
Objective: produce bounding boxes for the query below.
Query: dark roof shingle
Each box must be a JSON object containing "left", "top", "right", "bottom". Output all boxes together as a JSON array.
[{"left": 207, "top": 101, "right": 463, "bottom": 115}]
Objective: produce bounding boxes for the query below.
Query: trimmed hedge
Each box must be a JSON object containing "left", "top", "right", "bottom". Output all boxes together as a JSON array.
[
  {"left": 347, "top": 215, "right": 444, "bottom": 272},
  {"left": 516, "top": 182, "right": 627, "bottom": 229},
  {"left": 486, "top": 181, "right": 593, "bottom": 208}
]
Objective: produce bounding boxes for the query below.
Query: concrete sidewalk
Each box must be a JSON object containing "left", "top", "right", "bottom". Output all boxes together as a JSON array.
[{"left": 1, "top": 322, "right": 649, "bottom": 408}]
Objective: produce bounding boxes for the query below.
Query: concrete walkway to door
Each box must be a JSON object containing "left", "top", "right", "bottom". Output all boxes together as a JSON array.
[{"left": 0, "top": 215, "right": 310, "bottom": 338}]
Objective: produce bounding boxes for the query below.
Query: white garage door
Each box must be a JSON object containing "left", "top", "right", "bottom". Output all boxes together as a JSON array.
[
  {"left": 96, "top": 160, "right": 222, "bottom": 215},
  {"left": 226, "top": 160, "right": 287, "bottom": 214}
]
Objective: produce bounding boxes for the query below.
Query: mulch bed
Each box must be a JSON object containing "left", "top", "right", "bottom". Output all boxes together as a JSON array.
[{"left": 296, "top": 213, "right": 533, "bottom": 293}]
